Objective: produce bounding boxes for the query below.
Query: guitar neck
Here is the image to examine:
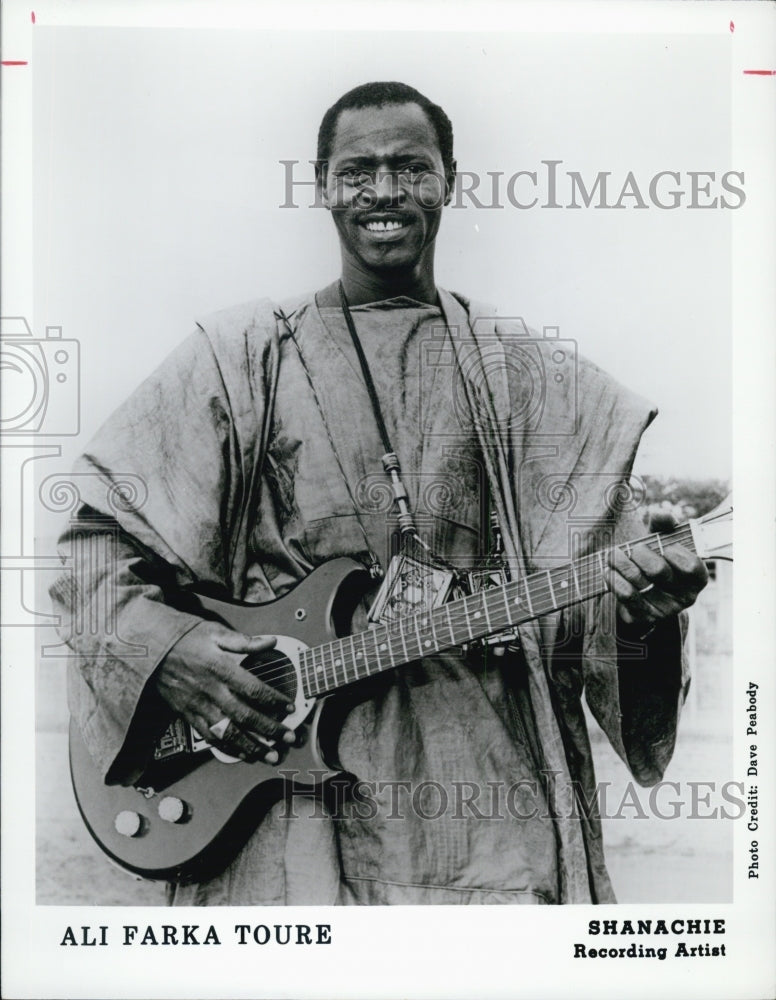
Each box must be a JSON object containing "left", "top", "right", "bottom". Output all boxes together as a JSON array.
[{"left": 300, "top": 522, "right": 698, "bottom": 699}]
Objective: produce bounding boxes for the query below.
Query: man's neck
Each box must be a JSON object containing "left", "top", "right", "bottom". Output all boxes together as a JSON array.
[{"left": 338, "top": 260, "right": 438, "bottom": 307}]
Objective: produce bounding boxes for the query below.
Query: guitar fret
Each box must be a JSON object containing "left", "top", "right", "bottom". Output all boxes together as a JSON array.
[
  {"left": 332, "top": 639, "right": 347, "bottom": 685},
  {"left": 336, "top": 641, "right": 348, "bottom": 684},
  {"left": 444, "top": 604, "right": 456, "bottom": 645},
  {"left": 524, "top": 578, "right": 534, "bottom": 615},
  {"left": 313, "top": 646, "right": 325, "bottom": 693},
  {"left": 546, "top": 569, "right": 557, "bottom": 609},
  {"left": 416, "top": 613, "right": 433, "bottom": 655},
  {"left": 430, "top": 609, "right": 442, "bottom": 650},
  {"left": 299, "top": 649, "right": 310, "bottom": 698},
  {"left": 481, "top": 592, "right": 492, "bottom": 632},
  {"left": 369, "top": 629, "right": 382, "bottom": 676},
  {"left": 397, "top": 615, "right": 410, "bottom": 664},
  {"left": 348, "top": 634, "right": 359, "bottom": 683},
  {"left": 462, "top": 595, "right": 475, "bottom": 639},
  {"left": 501, "top": 586, "right": 511, "bottom": 627},
  {"left": 310, "top": 647, "right": 321, "bottom": 694},
  {"left": 656, "top": 532, "right": 665, "bottom": 556},
  {"left": 571, "top": 562, "right": 583, "bottom": 600},
  {"left": 412, "top": 614, "right": 423, "bottom": 658},
  {"left": 381, "top": 626, "right": 396, "bottom": 669},
  {"left": 326, "top": 642, "right": 341, "bottom": 687}
]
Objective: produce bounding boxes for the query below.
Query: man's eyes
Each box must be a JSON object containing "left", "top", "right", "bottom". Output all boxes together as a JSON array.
[
  {"left": 342, "top": 168, "right": 375, "bottom": 184},
  {"left": 399, "top": 163, "right": 428, "bottom": 177},
  {"left": 339, "top": 164, "right": 431, "bottom": 183}
]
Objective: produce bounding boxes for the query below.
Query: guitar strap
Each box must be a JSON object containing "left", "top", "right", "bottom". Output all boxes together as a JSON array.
[
  {"left": 336, "top": 280, "right": 427, "bottom": 546},
  {"left": 285, "top": 285, "right": 511, "bottom": 631},
  {"left": 337, "top": 282, "right": 472, "bottom": 624}
]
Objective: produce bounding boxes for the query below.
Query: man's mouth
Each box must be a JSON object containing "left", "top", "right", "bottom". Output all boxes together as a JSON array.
[{"left": 361, "top": 218, "right": 409, "bottom": 233}]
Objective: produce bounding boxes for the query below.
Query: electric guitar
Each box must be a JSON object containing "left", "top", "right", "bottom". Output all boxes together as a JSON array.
[{"left": 69, "top": 496, "right": 733, "bottom": 883}]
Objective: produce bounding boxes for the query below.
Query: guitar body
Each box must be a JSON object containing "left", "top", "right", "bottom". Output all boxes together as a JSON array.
[
  {"left": 69, "top": 558, "right": 370, "bottom": 883},
  {"left": 69, "top": 497, "right": 733, "bottom": 885}
]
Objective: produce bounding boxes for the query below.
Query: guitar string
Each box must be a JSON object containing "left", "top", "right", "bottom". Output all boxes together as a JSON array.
[
  {"left": 246, "top": 525, "right": 699, "bottom": 692},
  {"left": 266, "top": 521, "right": 697, "bottom": 693},
  {"left": 248, "top": 525, "right": 698, "bottom": 691}
]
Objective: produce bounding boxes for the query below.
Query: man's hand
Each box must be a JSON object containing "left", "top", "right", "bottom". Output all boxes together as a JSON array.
[
  {"left": 605, "top": 511, "right": 709, "bottom": 632},
  {"left": 154, "top": 621, "right": 297, "bottom": 763}
]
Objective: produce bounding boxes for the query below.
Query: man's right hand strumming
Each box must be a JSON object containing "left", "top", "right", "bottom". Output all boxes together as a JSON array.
[{"left": 154, "top": 621, "right": 297, "bottom": 763}]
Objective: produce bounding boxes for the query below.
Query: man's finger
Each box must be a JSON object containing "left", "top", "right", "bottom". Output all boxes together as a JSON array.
[
  {"left": 229, "top": 664, "right": 296, "bottom": 715},
  {"left": 189, "top": 712, "right": 257, "bottom": 762},
  {"left": 206, "top": 652, "right": 295, "bottom": 716},
  {"left": 648, "top": 511, "right": 678, "bottom": 534},
  {"left": 217, "top": 692, "right": 296, "bottom": 744},
  {"left": 215, "top": 630, "right": 277, "bottom": 654},
  {"left": 605, "top": 566, "right": 685, "bottom": 624},
  {"left": 607, "top": 548, "right": 653, "bottom": 591},
  {"left": 202, "top": 677, "right": 295, "bottom": 739},
  {"left": 604, "top": 565, "right": 652, "bottom": 609},
  {"left": 192, "top": 708, "right": 282, "bottom": 762},
  {"left": 662, "top": 545, "right": 710, "bottom": 586},
  {"left": 627, "top": 545, "right": 674, "bottom": 587}
]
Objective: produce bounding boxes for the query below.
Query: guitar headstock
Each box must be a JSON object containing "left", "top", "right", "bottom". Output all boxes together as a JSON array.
[{"left": 689, "top": 493, "right": 733, "bottom": 561}]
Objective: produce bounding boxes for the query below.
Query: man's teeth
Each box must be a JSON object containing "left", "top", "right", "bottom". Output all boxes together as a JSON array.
[{"left": 365, "top": 220, "right": 405, "bottom": 231}]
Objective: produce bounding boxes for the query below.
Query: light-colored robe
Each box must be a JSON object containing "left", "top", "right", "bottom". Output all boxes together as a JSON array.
[{"left": 51, "top": 288, "right": 688, "bottom": 904}]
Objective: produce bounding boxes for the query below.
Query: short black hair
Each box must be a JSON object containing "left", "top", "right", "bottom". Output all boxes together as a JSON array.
[{"left": 317, "top": 81, "right": 454, "bottom": 173}]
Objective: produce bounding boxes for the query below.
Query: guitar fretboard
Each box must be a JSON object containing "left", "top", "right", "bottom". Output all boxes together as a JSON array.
[{"left": 299, "top": 523, "right": 697, "bottom": 698}]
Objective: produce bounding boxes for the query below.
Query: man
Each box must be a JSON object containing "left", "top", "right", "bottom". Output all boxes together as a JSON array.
[{"left": 52, "top": 81, "right": 708, "bottom": 905}]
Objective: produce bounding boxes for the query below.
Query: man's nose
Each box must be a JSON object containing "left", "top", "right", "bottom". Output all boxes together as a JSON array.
[{"left": 361, "top": 169, "right": 404, "bottom": 208}]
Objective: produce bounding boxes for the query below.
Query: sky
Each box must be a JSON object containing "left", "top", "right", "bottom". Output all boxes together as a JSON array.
[{"left": 31, "top": 26, "right": 733, "bottom": 480}]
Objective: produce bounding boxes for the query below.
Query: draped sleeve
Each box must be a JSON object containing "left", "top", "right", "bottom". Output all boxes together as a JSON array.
[
  {"left": 49, "top": 300, "right": 283, "bottom": 783},
  {"left": 439, "top": 289, "right": 688, "bottom": 786}
]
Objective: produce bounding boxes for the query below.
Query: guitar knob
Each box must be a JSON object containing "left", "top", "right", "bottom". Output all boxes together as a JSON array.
[
  {"left": 114, "top": 810, "right": 144, "bottom": 837},
  {"left": 158, "top": 796, "right": 187, "bottom": 823}
]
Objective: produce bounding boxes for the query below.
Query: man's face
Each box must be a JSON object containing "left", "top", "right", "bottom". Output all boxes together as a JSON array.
[{"left": 318, "top": 102, "right": 455, "bottom": 275}]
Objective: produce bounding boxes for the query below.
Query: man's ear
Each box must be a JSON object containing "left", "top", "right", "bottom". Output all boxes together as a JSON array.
[
  {"left": 315, "top": 161, "right": 331, "bottom": 211},
  {"left": 443, "top": 159, "right": 457, "bottom": 207}
]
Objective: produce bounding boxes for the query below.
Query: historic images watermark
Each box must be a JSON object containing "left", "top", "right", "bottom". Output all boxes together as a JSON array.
[
  {"left": 279, "top": 161, "right": 747, "bottom": 210},
  {"left": 276, "top": 773, "right": 747, "bottom": 823}
]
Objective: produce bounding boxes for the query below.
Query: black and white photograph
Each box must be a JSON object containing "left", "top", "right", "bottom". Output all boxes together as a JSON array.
[{"left": 1, "top": 1, "right": 774, "bottom": 998}]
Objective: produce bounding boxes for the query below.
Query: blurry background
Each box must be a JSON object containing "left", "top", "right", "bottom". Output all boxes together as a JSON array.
[{"left": 22, "top": 25, "right": 733, "bottom": 903}]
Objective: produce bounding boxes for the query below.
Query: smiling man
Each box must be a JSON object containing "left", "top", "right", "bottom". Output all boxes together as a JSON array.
[
  {"left": 53, "top": 82, "right": 707, "bottom": 905},
  {"left": 317, "top": 94, "right": 455, "bottom": 302}
]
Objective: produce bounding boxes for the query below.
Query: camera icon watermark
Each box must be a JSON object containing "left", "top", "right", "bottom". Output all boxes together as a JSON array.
[
  {"left": 0, "top": 317, "right": 80, "bottom": 436},
  {"left": 41, "top": 473, "right": 150, "bottom": 658},
  {"left": 418, "top": 317, "right": 578, "bottom": 440}
]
